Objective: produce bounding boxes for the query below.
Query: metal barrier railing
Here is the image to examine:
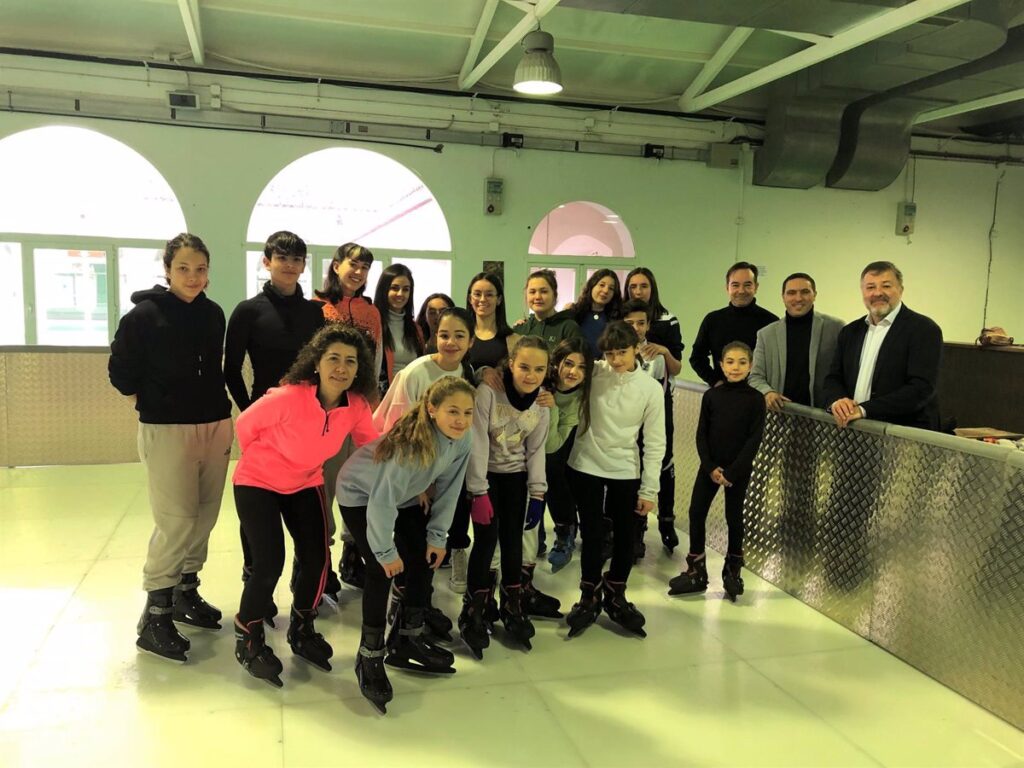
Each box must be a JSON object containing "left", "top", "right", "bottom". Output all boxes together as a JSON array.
[{"left": 673, "top": 380, "right": 1024, "bottom": 730}]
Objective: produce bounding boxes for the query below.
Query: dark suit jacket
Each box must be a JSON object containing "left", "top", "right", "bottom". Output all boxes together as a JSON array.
[{"left": 822, "top": 304, "right": 943, "bottom": 430}]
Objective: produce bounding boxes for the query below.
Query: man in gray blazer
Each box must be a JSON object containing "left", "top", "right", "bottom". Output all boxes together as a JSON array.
[{"left": 749, "top": 273, "right": 843, "bottom": 411}]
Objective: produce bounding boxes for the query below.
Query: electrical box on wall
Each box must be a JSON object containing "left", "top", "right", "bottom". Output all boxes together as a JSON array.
[
  {"left": 485, "top": 177, "right": 504, "bottom": 215},
  {"left": 167, "top": 90, "right": 200, "bottom": 110},
  {"left": 896, "top": 201, "right": 917, "bottom": 235}
]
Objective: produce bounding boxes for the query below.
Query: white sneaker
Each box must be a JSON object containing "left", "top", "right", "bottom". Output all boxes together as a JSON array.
[{"left": 448, "top": 548, "right": 468, "bottom": 594}]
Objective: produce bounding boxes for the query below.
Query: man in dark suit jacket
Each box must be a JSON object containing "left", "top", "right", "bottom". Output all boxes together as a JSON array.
[{"left": 823, "top": 261, "right": 943, "bottom": 431}]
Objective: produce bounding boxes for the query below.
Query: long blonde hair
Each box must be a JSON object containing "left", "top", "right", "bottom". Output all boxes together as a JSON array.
[{"left": 374, "top": 377, "right": 476, "bottom": 466}]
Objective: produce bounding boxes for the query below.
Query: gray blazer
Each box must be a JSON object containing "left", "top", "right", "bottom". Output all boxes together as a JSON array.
[{"left": 749, "top": 311, "right": 843, "bottom": 408}]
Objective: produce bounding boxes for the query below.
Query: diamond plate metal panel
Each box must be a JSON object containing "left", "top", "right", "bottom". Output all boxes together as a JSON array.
[{"left": 673, "top": 383, "right": 1024, "bottom": 730}]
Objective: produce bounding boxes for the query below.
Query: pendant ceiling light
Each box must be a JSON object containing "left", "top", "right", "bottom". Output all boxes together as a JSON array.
[{"left": 513, "top": 30, "right": 562, "bottom": 96}]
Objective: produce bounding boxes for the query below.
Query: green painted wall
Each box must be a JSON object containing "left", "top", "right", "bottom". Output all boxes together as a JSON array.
[{"left": 2, "top": 110, "right": 1021, "bottom": 381}]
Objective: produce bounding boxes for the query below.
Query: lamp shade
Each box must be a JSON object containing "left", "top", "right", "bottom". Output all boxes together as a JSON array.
[{"left": 513, "top": 31, "right": 562, "bottom": 95}]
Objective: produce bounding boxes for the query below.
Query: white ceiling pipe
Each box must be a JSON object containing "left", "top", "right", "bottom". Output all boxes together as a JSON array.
[
  {"left": 459, "top": 0, "right": 563, "bottom": 90},
  {"left": 177, "top": 0, "right": 205, "bottom": 66},
  {"left": 914, "top": 88, "right": 1024, "bottom": 123},
  {"left": 680, "top": 27, "right": 754, "bottom": 104},
  {"left": 679, "top": 0, "right": 972, "bottom": 112}
]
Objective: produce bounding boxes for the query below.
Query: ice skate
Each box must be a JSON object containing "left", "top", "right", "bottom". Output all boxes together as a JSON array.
[
  {"left": 602, "top": 573, "right": 647, "bottom": 638},
  {"left": 521, "top": 563, "right": 563, "bottom": 619},
  {"left": 658, "top": 515, "right": 679, "bottom": 554},
  {"left": 723, "top": 553, "right": 745, "bottom": 602},
  {"left": 566, "top": 581, "right": 602, "bottom": 638},
  {"left": 137, "top": 589, "right": 189, "bottom": 663},
  {"left": 668, "top": 553, "right": 708, "bottom": 595},
  {"left": 546, "top": 525, "right": 576, "bottom": 573},
  {"left": 339, "top": 539, "right": 366, "bottom": 589},
  {"left": 483, "top": 570, "right": 500, "bottom": 631},
  {"left": 172, "top": 573, "right": 222, "bottom": 630},
  {"left": 499, "top": 584, "right": 535, "bottom": 651},
  {"left": 287, "top": 608, "right": 333, "bottom": 672},
  {"left": 457, "top": 589, "right": 491, "bottom": 660},
  {"left": 386, "top": 606, "right": 456, "bottom": 674},
  {"left": 234, "top": 616, "right": 283, "bottom": 688},
  {"left": 355, "top": 625, "right": 392, "bottom": 714}
]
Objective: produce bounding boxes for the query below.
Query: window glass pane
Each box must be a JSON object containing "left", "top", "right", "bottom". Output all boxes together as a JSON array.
[
  {"left": 118, "top": 248, "right": 165, "bottom": 318},
  {"left": 529, "top": 201, "right": 635, "bottom": 258},
  {"left": 321, "top": 259, "right": 382, "bottom": 301},
  {"left": 247, "top": 251, "right": 313, "bottom": 298},
  {"left": 529, "top": 266, "right": 576, "bottom": 312},
  {"left": 586, "top": 267, "right": 631, "bottom": 295},
  {"left": 0, "top": 126, "right": 186, "bottom": 238},
  {"left": 396, "top": 258, "right": 452, "bottom": 318},
  {"left": 0, "top": 242, "right": 25, "bottom": 344},
  {"left": 248, "top": 148, "right": 451, "bottom": 250},
  {"left": 34, "top": 248, "right": 108, "bottom": 345}
]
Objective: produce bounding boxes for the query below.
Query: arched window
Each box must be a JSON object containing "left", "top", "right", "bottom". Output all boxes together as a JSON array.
[
  {"left": 247, "top": 148, "right": 452, "bottom": 307},
  {"left": 528, "top": 201, "right": 634, "bottom": 310},
  {"left": 0, "top": 126, "right": 186, "bottom": 345}
]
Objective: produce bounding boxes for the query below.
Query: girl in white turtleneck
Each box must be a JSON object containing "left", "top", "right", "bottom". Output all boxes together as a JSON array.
[{"left": 374, "top": 264, "right": 425, "bottom": 398}]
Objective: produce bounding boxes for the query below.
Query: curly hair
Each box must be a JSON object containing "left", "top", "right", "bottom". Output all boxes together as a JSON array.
[
  {"left": 281, "top": 323, "right": 377, "bottom": 401},
  {"left": 375, "top": 377, "right": 476, "bottom": 467}
]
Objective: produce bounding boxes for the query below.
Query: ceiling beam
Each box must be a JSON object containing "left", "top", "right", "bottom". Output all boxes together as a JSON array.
[
  {"left": 679, "top": 27, "right": 754, "bottom": 105},
  {"left": 914, "top": 87, "right": 1024, "bottom": 124},
  {"left": 679, "top": 0, "right": 972, "bottom": 113},
  {"left": 177, "top": 0, "right": 205, "bottom": 66},
  {"left": 458, "top": 0, "right": 563, "bottom": 90},
  {"left": 766, "top": 29, "right": 829, "bottom": 45},
  {"left": 460, "top": 0, "right": 499, "bottom": 86}
]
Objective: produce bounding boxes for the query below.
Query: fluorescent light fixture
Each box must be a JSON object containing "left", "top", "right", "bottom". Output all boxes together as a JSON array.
[{"left": 513, "top": 30, "right": 562, "bottom": 96}]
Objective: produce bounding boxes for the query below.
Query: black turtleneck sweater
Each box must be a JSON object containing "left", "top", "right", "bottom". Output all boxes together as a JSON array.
[
  {"left": 224, "top": 282, "right": 326, "bottom": 410},
  {"left": 689, "top": 299, "right": 778, "bottom": 385},
  {"left": 695, "top": 378, "right": 765, "bottom": 483},
  {"left": 782, "top": 309, "right": 813, "bottom": 405}
]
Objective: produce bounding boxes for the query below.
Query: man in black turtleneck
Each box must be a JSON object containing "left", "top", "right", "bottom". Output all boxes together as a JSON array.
[
  {"left": 689, "top": 262, "right": 778, "bottom": 386},
  {"left": 749, "top": 273, "right": 843, "bottom": 410}
]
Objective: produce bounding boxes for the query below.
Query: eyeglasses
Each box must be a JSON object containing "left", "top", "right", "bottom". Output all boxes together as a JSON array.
[{"left": 471, "top": 291, "right": 497, "bottom": 301}]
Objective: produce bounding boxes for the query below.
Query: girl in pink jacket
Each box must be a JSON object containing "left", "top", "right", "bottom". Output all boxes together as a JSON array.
[{"left": 232, "top": 324, "right": 378, "bottom": 688}]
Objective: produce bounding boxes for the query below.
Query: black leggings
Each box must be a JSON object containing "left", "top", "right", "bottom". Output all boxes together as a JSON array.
[
  {"left": 686, "top": 470, "right": 748, "bottom": 555},
  {"left": 235, "top": 484, "right": 329, "bottom": 624},
  {"left": 340, "top": 504, "right": 429, "bottom": 628},
  {"left": 446, "top": 487, "right": 472, "bottom": 551},
  {"left": 569, "top": 468, "right": 641, "bottom": 584},
  {"left": 467, "top": 472, "right": 526, "bottom": 591},
  {"left": 545, "top": 429, "right": 578, "bottom": 532},
  {"left": 659, "top": 394, "right": 676, "bottom": 520}
]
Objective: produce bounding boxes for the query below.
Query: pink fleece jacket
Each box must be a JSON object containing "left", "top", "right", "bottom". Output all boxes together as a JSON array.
[{"left": 233, "top": 382, "right": 378, "bottom": 494}]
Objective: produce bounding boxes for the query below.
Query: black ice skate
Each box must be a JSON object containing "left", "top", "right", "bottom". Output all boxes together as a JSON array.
[
  {"left": 386, "top": 606, "right": 456, "bottom": 674},
  {"left": 668, "top": 553, "right": 709, "bottom": 595},
  {"left": 723, "top": 553, "right": 745, "bottom": 602},
  {"left": 172, "top": 573, "right": 222, "bottom": 630},
  {"left": 658, "top": 515, "right": 679, "bottom": 554},
  {"left": 241, "top": 565, "right": 278, "bottom": 628},
  {"left": 499, "top": 584, "right": 536, "bottom": 651},
  {"left": 633, "top": 517, "right": 647, "bottom": 563},
  {"left": 287, "top": 608, "right": 333, "bottom": 672},
  {"left": 521, "top": 563, "right": 563, "bottom": 619},
  {"left": 234, "top": 615, "right": 283, "bottom": 688},
  {"left": 355, "top": 625, "right": 392, "bottom": 714},
  {"left": 137, "top": 588, "right": 190, "bottom": 663},
  {"left": 602, "top": 573, "right": 647, "bottom": 638},
  {"left": 565, "top": 580, "right": 602, "bottom": 638},
  {"left": 457, "top": 589, "right": 491, "bottom": 660},
  {"left": 483, "top": 570, "right": 500, "bottom": 631},
  {"left": 339, "top": 540, "right": 366, "bottom": 590}
]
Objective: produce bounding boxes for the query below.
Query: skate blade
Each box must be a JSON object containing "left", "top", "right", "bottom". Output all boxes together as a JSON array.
[
  {"left": 520, "top": 638, "right": 532, "bottom": 651},
  {"left": 667, "top": 586, "right": 707, "bottom": 597},
  {"left": 460, "top": 637, "right": 484, "bottom": 660},
  {"left": 386, "top": 658, "right": 457, "bottom": 675},
  {"left": 293, "top": 653, "right": 333, "bottom": 673},
  {"left": 566, "top": 625, "right": 589, "bottom": 639},
  {"left": 136, "top": 644, "right": 187, "bottom": 664},
  {"left": 173, "top": 616, "right": 221, "bottom": 631},
  {"left": 528, "top": 610, "right": 564, "bottom": 620}
]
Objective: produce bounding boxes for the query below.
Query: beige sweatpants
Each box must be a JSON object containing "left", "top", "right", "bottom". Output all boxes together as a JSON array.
[{"left": 138, "top": 419, "right": 234, "bottom": 592}]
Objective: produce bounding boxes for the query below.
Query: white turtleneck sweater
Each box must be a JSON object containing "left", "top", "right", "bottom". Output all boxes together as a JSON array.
[{"left": 568, "top": 360, "right": 665, "bottom": 501}]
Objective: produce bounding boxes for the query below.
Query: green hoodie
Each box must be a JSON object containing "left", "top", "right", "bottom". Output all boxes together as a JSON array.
[{"left": 519, "top": 309, "right": 582, "bottom": 350}]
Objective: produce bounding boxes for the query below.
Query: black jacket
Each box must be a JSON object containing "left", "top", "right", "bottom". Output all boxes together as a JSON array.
[
  {"left": 689, "top": 300, "right": 778, "bottom": 385},
  {"left": 108, "top": 285, "right": 232, "bottom": 424},
  {"left": 822, "top": 304, "right": 943, "bottom": 430},
  {"left": 695, "top": 379, "right": 765, "bottom": 483},
  {"left": 224, "top": 282, "right": 325, "bottom": 410}
]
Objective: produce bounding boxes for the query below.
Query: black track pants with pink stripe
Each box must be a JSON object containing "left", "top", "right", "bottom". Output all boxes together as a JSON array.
[{"left": 235, "top": 484, "right": 329, "bottom": 623}]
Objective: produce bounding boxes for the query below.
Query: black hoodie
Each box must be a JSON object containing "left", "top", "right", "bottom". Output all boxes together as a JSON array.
[
  {"left": 224, "top": 281, "right": 326, "bottom": 411},
  {"left": 108, "top": 285, "right": 232, "bottom": 424}
]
